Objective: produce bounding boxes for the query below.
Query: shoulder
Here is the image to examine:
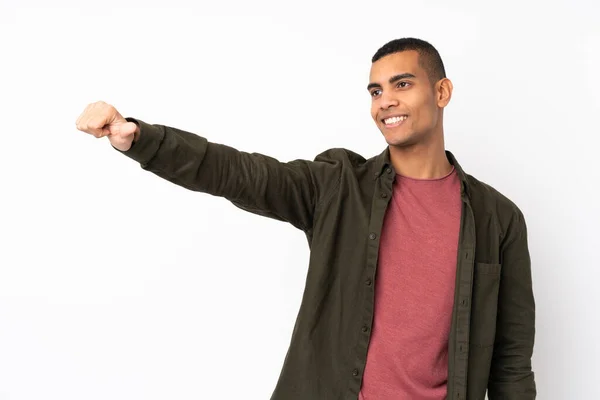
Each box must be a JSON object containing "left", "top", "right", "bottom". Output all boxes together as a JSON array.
[
  {"left": 465, "top": 173, "right": 527, "bottom": 237},
  {"left": 313, "top": 147, "right": 369, "bottom": 164},
  {"left": 312, "top": 147, "right": 381, "bottom": 172}
]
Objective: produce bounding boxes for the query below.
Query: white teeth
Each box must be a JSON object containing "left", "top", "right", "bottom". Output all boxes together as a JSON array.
[{"left": 384, "top": 116, "right": 407, "bottom": 125}]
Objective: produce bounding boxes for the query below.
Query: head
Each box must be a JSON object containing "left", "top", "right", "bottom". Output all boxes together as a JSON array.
[{"left": 368, "top": 38, "right": 453, "bottom": 148}]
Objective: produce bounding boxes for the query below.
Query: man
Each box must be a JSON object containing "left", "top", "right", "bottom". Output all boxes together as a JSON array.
[{"left": 76, "top": 38, "right": 536, "bottom": 399}]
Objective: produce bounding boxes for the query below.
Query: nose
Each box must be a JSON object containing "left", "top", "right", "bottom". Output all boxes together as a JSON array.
[{"left": 379, "top": 93, "right": 399, "bottom": 110}]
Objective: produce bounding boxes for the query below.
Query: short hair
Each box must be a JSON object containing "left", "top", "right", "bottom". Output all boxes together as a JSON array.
[{"left": 372, "top": 38, "right": 446, "bottom": 85}]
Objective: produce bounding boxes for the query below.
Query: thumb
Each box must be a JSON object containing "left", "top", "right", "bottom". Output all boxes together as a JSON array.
[{"left": 109, "top": 121, "right": 138, "bottom": 137}]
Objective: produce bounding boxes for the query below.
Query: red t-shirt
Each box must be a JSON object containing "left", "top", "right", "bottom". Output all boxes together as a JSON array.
[{"left": 359, "top": 165, "right": 462, "bottom": 400}]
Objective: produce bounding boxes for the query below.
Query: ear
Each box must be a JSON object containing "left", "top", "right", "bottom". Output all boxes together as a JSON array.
[{"left": 436, "top": 78, "right": 453, "bottom": 108}]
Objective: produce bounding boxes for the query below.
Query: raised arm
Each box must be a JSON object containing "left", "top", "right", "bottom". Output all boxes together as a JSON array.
[{"left": 76, "top": 101, "right": 341, "bottom": 232}]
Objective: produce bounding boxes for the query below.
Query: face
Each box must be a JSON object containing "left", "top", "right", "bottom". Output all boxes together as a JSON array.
[{"left": 368, "top": 50, "right": 450, "bottom": 148}]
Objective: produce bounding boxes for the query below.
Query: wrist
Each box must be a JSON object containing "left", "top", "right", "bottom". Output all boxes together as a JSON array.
[{"left": 133, "top": 124, "right": 140, "bottom": 143}]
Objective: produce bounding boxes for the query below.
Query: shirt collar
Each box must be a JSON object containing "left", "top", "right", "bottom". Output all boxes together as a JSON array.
[{"left": 373, "top": 147, "right": 471, "bottom": 195}]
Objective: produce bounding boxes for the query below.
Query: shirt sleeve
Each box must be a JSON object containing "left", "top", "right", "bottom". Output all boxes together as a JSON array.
[
  {"left": 112, "top": 117, "right": 341, "bottom": 232},
  {"left": 487, "top": 209, "right": 537, "bottom": 399}
]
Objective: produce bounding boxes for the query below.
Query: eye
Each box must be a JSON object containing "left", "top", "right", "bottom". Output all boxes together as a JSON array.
[
  {"left": 397, "top": 81, "right": 411, "bottom": 88},
  {"left": 370, "top": 89, "right": 382, "bottom": 97}
]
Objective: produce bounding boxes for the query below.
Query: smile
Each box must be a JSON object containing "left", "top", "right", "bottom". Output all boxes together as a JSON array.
[{"left": 382, "top": 115, "right": 408, "bottom": 127}]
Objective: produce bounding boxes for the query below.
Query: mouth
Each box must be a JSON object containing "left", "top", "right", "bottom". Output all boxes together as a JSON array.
[{"left": 381, "top": 115, "right": 408, "bottom": 128}]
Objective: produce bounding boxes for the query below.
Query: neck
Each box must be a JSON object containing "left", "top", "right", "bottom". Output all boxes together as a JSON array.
[{"left": 388, "top": 132, "right": 452, "bottom": 179}]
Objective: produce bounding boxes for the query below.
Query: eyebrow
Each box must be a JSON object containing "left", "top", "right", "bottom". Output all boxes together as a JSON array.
[{"left": 367, "top": 73, "right": 417, "bottom": 91}]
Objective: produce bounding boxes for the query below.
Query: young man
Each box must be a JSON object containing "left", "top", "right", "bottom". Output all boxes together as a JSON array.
[{"left": 76, "top": 38, "right": 536, "bottom": 400}]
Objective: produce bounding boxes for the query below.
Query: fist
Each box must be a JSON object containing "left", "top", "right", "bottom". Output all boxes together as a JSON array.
[{"left": 76, "top": 101, "right": 139, "bottom": 152}]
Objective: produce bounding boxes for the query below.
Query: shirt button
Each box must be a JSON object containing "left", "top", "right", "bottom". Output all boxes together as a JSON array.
[
  {"left": 352, "top": 368, "right": 359, "bottom": 376},
  {"left": 365, "top": 278, "right": 372, "bottom": 286},
  {"left": 381, "top": 193, "right": 387, "bottom": 198},
  {"left": 369, "top": 233, "right": 377, "bottom": 240},
  {"left": 461, "top": 298, "right": 468, "bottom": 306},
  {"left": 362, "top": 325, "right": 369, "bottom": 333},
  {"left": 386, "top": 168, "right": 392, "bottom": 174}
]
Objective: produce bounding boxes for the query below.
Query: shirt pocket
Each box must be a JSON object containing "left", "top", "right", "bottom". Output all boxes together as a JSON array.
[{"left": 470, "top": 262, "right": 502, "bottom": 347}]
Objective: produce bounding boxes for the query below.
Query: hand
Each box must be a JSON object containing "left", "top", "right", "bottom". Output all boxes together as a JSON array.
[{"left": 76, "top": 101, "right": 139, "bottom": 151}]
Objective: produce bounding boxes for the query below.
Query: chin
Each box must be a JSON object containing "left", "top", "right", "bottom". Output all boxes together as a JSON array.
[
  {"left": 388, "top": 139, "right": 418, "bottom": 149},
  {"left": 382, "top": 131, "right": 418, "bottom": 148}
]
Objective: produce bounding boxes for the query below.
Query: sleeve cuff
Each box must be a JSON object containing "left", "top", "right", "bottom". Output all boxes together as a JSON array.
[{"left": 112, "top": 117, "right": 165, "bottom": 167}]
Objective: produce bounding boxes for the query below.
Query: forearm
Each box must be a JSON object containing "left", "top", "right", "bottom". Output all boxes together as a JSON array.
[{"left": 113, "top": 118, "right": 339, "bottom": 231}]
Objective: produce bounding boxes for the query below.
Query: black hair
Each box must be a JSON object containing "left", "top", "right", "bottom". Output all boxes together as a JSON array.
[{"left": 372, "top": 38, "right": 446, "bottom": 85}]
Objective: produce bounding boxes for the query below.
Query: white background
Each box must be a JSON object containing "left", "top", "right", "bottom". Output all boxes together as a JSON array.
[{"left": 1, "top": 0, "right": 598, "bottom": 399}]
